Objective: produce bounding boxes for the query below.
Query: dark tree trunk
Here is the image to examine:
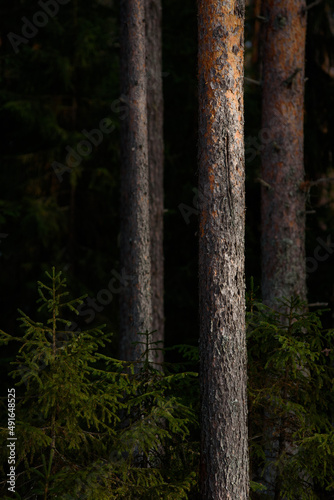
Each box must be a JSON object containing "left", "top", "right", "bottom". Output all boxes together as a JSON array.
[
  {"left": 146, "top": 0, "right": 164, "bottom": 365},
  {"left": 119, "top": 0, "right": 152, "bottom": 362},
  {"left": 198, "top": 1, "right": 249, "bottom": 498},
  {"left": 261, "top": 0, "right": 307, "bottom": 308}
]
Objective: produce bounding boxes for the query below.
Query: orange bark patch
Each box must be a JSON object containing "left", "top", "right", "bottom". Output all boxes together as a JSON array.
[
  {"left": 208, "top": 166, "right": 215, "bottom": 193},
  {"left": 200, "top": 209, "right": 208, "bottom": 238},
  {"left": 234, "top": 129, "right": 243, "bottom": 143}
]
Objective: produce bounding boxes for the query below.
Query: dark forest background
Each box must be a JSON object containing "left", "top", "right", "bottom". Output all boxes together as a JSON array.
[
  {"left": 1, "top": 1, "right": 334, "bottom": 498},
  {"left": 0, "top": 0, "right": 333, "bottom": 390}
]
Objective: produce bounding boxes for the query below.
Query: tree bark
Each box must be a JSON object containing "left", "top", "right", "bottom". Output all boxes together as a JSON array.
[
  {"left": 119, "top": 0, "right": 152, "bottom": 362},
  {"left": 198, "top": 1, "right": 249, "bottom": 498},
  {"left": 146, "top": 0, "right": 164, "bottom": 365},
  {"left": 260, "top": 3, "right": 308, "bottom": 493},
  {"left": 261, "top": 0, "right": 307, "bottom": 308}
]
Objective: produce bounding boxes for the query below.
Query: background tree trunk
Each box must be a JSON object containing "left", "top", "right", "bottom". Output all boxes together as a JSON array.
[
  {"left": 260, "top": 2, "right": 308, "bottom": 493},
  {"left": 261, "top": 0, "right": 307, "bottom": 308},
  {"left": 146, "top": 0, "right": 164, "bottom": 365},
  {"left": 119, "top": 0, "right": 152, "bottom": 362},
  {"left": 198, "top": 1, "right": 249, "bottom": 498}
]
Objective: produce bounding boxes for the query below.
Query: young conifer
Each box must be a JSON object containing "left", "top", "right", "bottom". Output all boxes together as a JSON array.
[
  {"left": 0, "top": 268, "right": 199, "bottom": 499},
  {"left": 247, "top": 294, "right": 334, "bottom": 497}
]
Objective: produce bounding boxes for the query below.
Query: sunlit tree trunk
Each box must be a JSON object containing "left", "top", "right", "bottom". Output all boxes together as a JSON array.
[
  {"left": 260, "top": 2, "right": 308, "bottom": 494},
  {"left": 146, "top": 0, "right": 164, "bottom": 365},
  {"left": 119, "top": 0, "right": 152, "bottom": 362},
  {"left": 261, "top": 0, "right": 307, "bottom": 308},
  {"left": 198, "top": 1, "right": 249, "bottom": 497}
]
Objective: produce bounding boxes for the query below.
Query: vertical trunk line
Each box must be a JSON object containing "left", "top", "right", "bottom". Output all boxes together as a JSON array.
[
  {"left": 146, "top": 0, "right": 164, "bottom": 366},
  {"left": 119, "top": 0, "right": 152, "bottom": 363}
]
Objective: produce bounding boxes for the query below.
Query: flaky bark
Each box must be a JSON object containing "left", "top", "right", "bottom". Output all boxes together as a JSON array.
[
  {"left": 261, "top": 0, "right": 307, "bottom": 308},
  {"left": 146, "top": 0, "right": 164, "bottom": 364},
  {"left": 119, "top": 0, "right": 152, "bottom": 362},
  {"left": 198, "top": 1, "right": 249, "bottom": 498}
]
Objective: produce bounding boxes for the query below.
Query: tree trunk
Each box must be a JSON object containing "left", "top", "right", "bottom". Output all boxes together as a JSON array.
[
  {"left": 119, "top": 0, "right": 152, "bottom": 362},
  {"left": 260, "top": 3, "right": 308, "bottom": 493},
  {"left": 261, "top": 0, "right": 307, "bottom": 308},
  {"left": 198, "top": 1, "right": 249, "bottom": 498},
  {"left": 146, "top": 0, "right": 164, "bottom": 365}
]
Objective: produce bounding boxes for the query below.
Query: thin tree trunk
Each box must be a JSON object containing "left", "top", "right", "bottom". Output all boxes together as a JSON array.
[
  {"left": 146, "top": 0, "right": 164, "bottom": 365},
  {"left": 198, "top": 1, "right": 249, "bottom": 498},
  {"left": 261, "top": 0, "right": 307, "bottom": 308},
  {"left": 119, "top": 0, "right": 152, "bottom": 362}
]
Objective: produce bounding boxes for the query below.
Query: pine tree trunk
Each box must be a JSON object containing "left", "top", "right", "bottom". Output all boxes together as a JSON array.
[
  {"left": 260, "top": 3, "right": 308, "bottom": 493},
  {"left": 146, "top": 0, "right": 164, "bottom": 365},
  {"left": 119, "top": 0, "right": 152, "bottom": 362},
  {"left": 198, "top": 1, "right": 249, "bottom": 498},
  {"left": 261, "top": 0, "right": 307, "bottom": 308}
]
